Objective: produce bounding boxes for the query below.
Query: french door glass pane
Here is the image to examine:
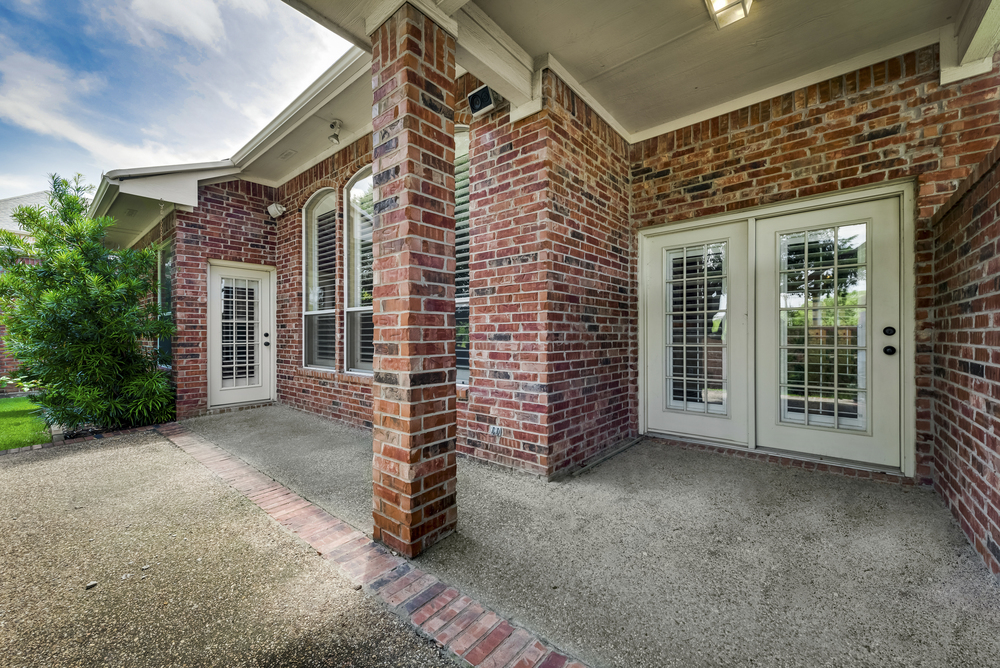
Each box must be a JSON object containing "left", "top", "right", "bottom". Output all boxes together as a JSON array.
[
  {"left": 221, "top": 278, "right": 260, "bottom": 389},
  {"left": 664, "top": 241, "right": 728, "bottom": 416},
  {"left": 777, "top": 223, "right": 869, "bottom": 430}
]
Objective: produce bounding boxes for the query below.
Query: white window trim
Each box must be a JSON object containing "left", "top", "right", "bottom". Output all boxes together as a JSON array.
[
  {"left": 637, "top": 180, "right": 917, "bottom": 478},
  {"left": 301, "top": 187, "right": 339, "bottom": 371},
  {"left": 343, "top": 167, "right": 374, "bottom": 375}
]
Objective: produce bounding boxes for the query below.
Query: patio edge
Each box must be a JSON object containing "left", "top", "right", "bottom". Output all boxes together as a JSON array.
[{"left": 157, "top": 423, "right": 591, "bottom": 668}]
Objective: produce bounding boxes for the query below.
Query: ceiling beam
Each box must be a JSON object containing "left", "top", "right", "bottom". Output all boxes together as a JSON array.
[
  {"left": 436, "top": 0, "right": 471, "bottom": 15},
  {"left": 454, "top": 2, "right": 534, "bottom": 106},
  {"left": 957, "top": 0, "right": 1000, "bottom": 65},
  {"left": 365, "top": 0, "right": 458, "bottom": 37}
]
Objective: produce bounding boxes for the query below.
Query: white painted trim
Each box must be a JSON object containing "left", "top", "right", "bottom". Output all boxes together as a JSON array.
[
  {"left": 365, "top": 0, "right": 458, "bottom": 37},
  {"left": 940, "top": 23, "right": 995, "bottom": 84},
  {"left": 455, "top": 3, "right": 533, "bottom": 105},
  {"left": 637, "top": 230, "right": 647, "bottom": 435},
  {"left": 207, "top": 258, "right": 277, "bottom": 271},
  {"left": 232, "top": 48, "right": 370, "bottom": 167},
  {"left": 509, "top": 67, "right": 543, "bottom": 124},
  {"left": 746, "top": 217, "right": 757, "bottom": 449},
  {"left": 957, "top": 0, "right": 1000, "bottom": 64},
  {"left": 124, "top": 203, "right": 176, "bottom": 250},
  {"left": 105, "top": 160, "right": 236, "bottom": 181},
  {"left": 206, "top": 260, "right": 278, "bottom": 408},
  {"left": 538, "top": 53, "right": 632, "bottom": 141},
  {"left": 301, "top": 186, "right": 339, "bottom": 371},
  {"left": 436, "top": 0, "right": 470, "bottom": 14},
  {"left": 898, "top": 183, "right": 918, "bottom": 478},
  {"left": 280, "top": 0, "right": 373, "bottom": 51},
  {"left": 629, "top": 28, "right": 943, "bottom": 143},
  {"left": 637, "top": 181, "right": 918, "bottom": 476}
]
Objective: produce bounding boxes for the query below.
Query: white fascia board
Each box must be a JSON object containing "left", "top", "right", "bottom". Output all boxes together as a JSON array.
[
  {"left": 958, "top": 0, "right": 1000, "bottom": 64},
  {"left": 89, "top": 177, "right": 119, "bottom": 219},
  {"left": 281, "top": 0, "right": 373, "bottom": 52},
  {"left": 941, "top": 23, "right": 994, "bottom": 84},
  {"left": 455, "top": 3, "right": 533, "bottom": 106},
  {"left": 104, "top": 159, "right": 236, "bottom": 182},
  {"left": 629, "top": 28, "right": 943, "bottom": 143},
  {"left": 436, "top": 0, "right": 471, "bottom": 15},
  {"left": 232, "top": 47, "right": 371, "bottom": 168},
  {"left": 116, "top": 166, "right": 242, "bottom": 208}
]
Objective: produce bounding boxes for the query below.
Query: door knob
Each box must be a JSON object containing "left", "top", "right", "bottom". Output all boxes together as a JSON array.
[
  {"left": 264, "top": 342, "right": 270, "bottom": 347},
  {"left": 883, "top": 345, "right": 896, "bottom": 355}
]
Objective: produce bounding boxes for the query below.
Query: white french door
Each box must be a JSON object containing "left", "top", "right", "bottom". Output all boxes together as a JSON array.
[
  {"left": 643, "top": 196, "right": 903, "bottom": 469},
  {"left": 644, "top": 221, "right": 750, "bottom": 445},
  {"left": 208, "top": 264, "right": 275, "bottom": 407},
  {"left": 755, "top": 199, "right": 900, "bottom": 467}
]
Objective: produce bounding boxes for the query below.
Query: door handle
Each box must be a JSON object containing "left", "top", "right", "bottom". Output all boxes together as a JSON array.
[
  {"left": 264, "top": 341, "right": 270, "bottom": 347},
  {"left": 883, "top": 345, "right": 896, "bottom": 355}
]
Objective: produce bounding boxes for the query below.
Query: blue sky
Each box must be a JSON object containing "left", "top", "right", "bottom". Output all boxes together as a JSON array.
[{"left": 0, "top": 0, "right": 350, "bottom": 199}]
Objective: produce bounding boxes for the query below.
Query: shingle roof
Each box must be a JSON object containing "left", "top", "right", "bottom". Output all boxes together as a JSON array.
[{"left": 0, "top": 191, "right": 48, "bottom": 236}]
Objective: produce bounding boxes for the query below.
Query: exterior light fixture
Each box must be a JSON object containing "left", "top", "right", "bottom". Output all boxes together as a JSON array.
[
  {"left": 266, "top": 203, "right": 286, "bottom": 218},
  {"left": 328, "top": 119, "right": 343, "bottom": 144},
  {"left": 705, "top": 0, "right": 752, "bottom": 29}
]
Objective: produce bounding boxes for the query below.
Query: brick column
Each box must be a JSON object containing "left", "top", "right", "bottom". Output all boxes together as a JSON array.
[{"left": 369, "top": 3, "right": 458, "bottom": 558}]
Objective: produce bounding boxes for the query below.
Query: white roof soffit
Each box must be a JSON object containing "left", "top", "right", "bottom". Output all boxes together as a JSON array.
[{"left": 284, "top": 0, "right": 983, "bottom": 144}]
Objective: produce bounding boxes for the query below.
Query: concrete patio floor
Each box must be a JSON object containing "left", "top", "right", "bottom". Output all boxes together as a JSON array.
[{"left": 184, "top": 404, "right": 1000, "bottom": 668}]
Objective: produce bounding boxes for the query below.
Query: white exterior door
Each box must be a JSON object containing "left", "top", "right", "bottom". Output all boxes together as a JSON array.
[
  {"left": 644, "top": 221, "right": 750, "bottom": 445},
  {"left": 643, "top": 196, "right": 903, "bottom": 469},
  {"left": 208, "top": 264, "right": 274, "bottom": 407},
  {"left": 755, "top": 199, "right": 901, "bottom": 468}
]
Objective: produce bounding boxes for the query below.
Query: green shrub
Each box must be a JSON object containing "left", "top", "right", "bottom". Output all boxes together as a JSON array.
[{"left": 0, "top": 174, "right": 175, "bottom": 430}]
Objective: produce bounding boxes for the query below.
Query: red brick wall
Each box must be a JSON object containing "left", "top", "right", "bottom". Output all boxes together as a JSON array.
[
  {"left": 271, "top": 136, "right": 375, "bottom": 428},
  {"left": 172, "top": 181, "right": 277, "bottom": 418},
  {"left": 931, "top": 140, "right": 1000, "bottom": 576},
  {"left": 455, "top": 71, "right": 636, "bottom": 476},
  {"left": 631, "top": 46, "right": 1000, "bottom": 482}
]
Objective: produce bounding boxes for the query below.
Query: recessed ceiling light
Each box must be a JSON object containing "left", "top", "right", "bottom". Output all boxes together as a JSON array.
[{"left": 705, "top": 0, "right": 752, "bottom": 29}]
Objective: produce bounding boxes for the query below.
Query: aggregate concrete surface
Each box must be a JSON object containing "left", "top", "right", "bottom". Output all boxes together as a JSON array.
[
  {"left": 0, "top": 430, "right": 456, "bottom": 668},
  {"left": 186, "top": 405, "right": 1000, "bottom": 668}
]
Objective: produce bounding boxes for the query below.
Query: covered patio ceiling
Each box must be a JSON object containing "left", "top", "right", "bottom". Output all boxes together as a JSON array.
[{"left": 282, "top": 0, "right": 994, "bottom": 141}]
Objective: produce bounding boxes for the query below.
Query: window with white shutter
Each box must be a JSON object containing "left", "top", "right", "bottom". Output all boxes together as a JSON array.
[{"left": 304, "top": 189, "right": 338, "bottom": 368}]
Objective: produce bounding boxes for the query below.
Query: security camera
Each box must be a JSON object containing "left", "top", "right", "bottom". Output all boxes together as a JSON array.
[{"left": 468, "top": 85, "right": 499, "bottom": 118}]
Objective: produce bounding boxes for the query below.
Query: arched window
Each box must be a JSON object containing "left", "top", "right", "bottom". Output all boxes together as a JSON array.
[
  {"left": 345, "top": 167, "right": 374, "bottom": 372},
  {"left": 455, "top": 126, "right": 471, "bottom": 383},
  {"left": 303, "top": 189, "right": 337, "bottom": 368}
]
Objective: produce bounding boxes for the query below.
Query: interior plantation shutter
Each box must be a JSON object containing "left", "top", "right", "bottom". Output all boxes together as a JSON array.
[
  {"left": 455, "top": 148, "right": 471, "bottom": 300},
  {"left": 307, "top": 208, "right": 338, "bottom": 366}
]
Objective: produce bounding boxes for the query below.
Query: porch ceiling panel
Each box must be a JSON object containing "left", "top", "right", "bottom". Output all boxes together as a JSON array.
[
  {"left": 475, "top": 0, "right": 964, "bottom": 135},
  {"left": 238, "top": 72, "right": 373, "bottom": 186},
  {"left": 286, "top": 0, "right": 967, "bottom": 140}
]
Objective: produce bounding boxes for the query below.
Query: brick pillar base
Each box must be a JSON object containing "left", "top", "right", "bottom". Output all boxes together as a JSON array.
[{"left": 369, "top": 2, "right": 458, "bottom": 558}]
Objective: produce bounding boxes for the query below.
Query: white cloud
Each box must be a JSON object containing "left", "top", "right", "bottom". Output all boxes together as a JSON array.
[
  {"left": 0, "top": 0, "right": 350, "bottom": 180},
  {"left": 0, "top": 173, "right": 40, "bottom": 193},
  {"left": 0, "top": 50, "right": 197, "bottom": 168},
  {"left": 129, "top": 0, "right": 226, "bottom": 50}
]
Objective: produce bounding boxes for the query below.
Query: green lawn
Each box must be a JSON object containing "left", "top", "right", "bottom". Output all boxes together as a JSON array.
[{"left": 0, "top": 397, "right": 51, "bottom": 450}]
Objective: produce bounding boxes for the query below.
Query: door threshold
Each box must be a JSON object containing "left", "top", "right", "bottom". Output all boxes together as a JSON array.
[{"left": 645, "top": 430, "right": 905, "bottom": 477}]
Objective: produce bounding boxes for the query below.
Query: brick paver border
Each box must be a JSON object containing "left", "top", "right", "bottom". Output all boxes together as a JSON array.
[{"left": 156, "top": 423, "right": 590, "bottom": 668}]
